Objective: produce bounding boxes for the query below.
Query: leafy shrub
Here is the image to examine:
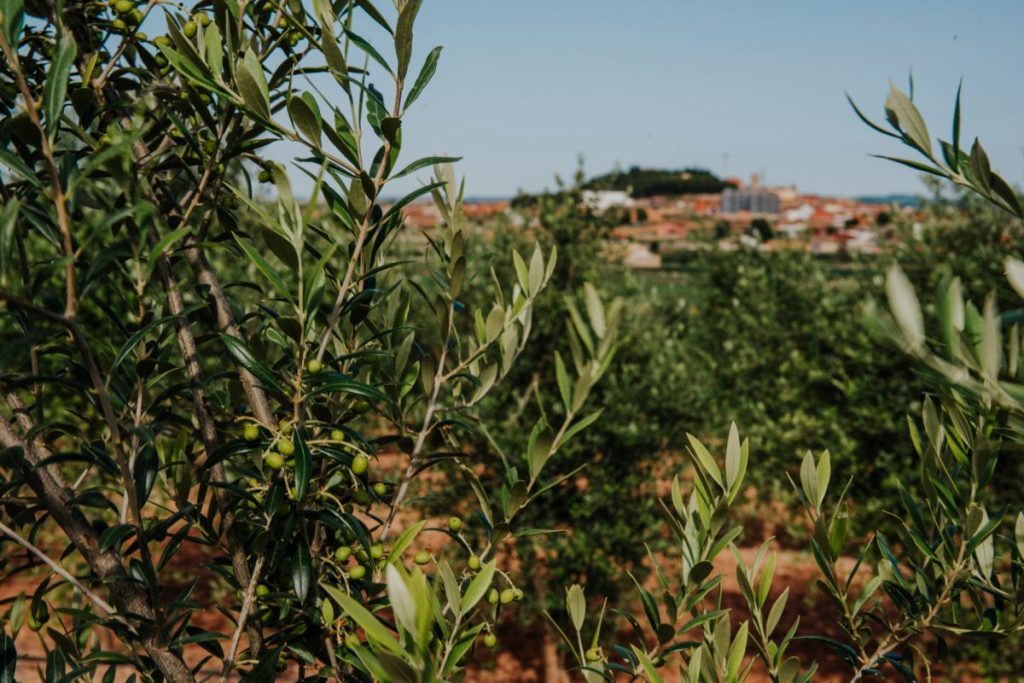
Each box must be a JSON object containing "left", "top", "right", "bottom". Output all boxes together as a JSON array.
[{"left": 437, "top": 169, "right": 690, "bottom": 642}]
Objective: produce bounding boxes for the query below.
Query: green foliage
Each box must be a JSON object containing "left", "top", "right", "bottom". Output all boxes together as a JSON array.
[
  {"left": 584, "top": 165, "right": 734, "bottom": 198},
  {"left": 849, "top": 81, "right": 1023, "bottom": 221},
  {"left": 447, "top": 170, "right": 689, "bottom": 629},
  {"left": 561, "top": 415, "right": 1023, "bottom": 681},
  {"left": 670, "top": 249, "right": 924, "bottom": 535},
  {"left": 2, "top": 4, "right": 1023, "bottom": 678},
  {"left": 0, "top": 2, "right": 615, "bottom": 681}
]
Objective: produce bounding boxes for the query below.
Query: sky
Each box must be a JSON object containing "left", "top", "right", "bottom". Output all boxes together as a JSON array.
[{"left": 290, "top": 1, "right": 1024, "bottom": 199}]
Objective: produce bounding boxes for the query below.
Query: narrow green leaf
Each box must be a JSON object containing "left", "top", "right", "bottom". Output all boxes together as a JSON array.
[
  {"left": 885, "top": 85, "right": 932, "bottom": 156},
  {"left": 288, "top": 92, "right": 322, "bottom": 148},
  {"left": 952, "top": 80, "right": 962, "bottom": 170},
  {"left": 852, "top": 576, "right": 882, "bottom": 616},
  {"left": 237, "top": 49, "right": 270, "bottom": 118},
  {"left": 0, "top": 199, "right": 19, "bottom": 287},
  {"left": 0, "top": 148, "right": 43, "bottom": 188},
  {"left": 0, "top": 0, "right": 24, "bottom": 48},
  {"left": 969, "top": 138, "right": 992, "bottom": 193},
  {"left": 870, "top": 154, "right": 946, "bottom": 178},
  {"left": 886, "top": 264, "right": 924, "bottom": 349},
  {"left": 0, "top": 626, "right": 16, "bottom": 683},
  {"left": 293, "top": 431, "right": 312, "bottom": 500},
  {"left": 233, "top": 234, "right": 292, "bottom": 300},
  {"left": 686, "top": 433, "right": 722, "bottom": 488},
  {"left": 554, "top": 352, "right": 571, "bottom": 410},
  {"left": 726, "top": 621, "right": 748, "bottom": 678},
  {"left": 322, "top": 584, "right": 403, "bottom": 655},
  {"left": 387, "top": 520, "right": 426, "bottom": 565},
  {"left": 203, "top": 22, "right": 223, "bottom": 80},
  {"left": 799, "top": 451, "right": 818, "bottom": 509},
  {"left": 43, "top": 33, "right": 77, "bottom": 138},
  {"left": 344, "top": 30, "right": 393, "bottom": 76},
  {"left": 385, "top": 565, "right": 417, "bottom": 640},
  {"left": 583, "top": 283, "right": 605, "bottom": 338},
  {"left": 292, "top": 543, "right": 311, "bottom": 602},
  {"left": 816, "top": 450, "right": 831, "bottom": 508},
  {"left": 218, "top": 333, "right": 285, "bottom": 394},
  {"left": 566, "top": 584, "right": 585, "bottom": 632},
  {"left": 394, "top": 0, "right": 422, "bottom": 80},
  {"left": 460, "top": 559, "right": 496, "bottom": 616},
  {"left": 390, "top": 154, "right": 461, "bottom": 180},
  {"left": 404, "top": 46, "right": 441, "bottom": 110},
  {"left": 355, "top": 0, "right": 392, "bottom": 34},
  {"left": 846, "top": 92, "right": 900, "bottom": 139},
  {"left": 766, "top": 587, "right": 789, "bottom": 636},
  {"left": 725, "top": 422, "right": 741, "bottom": 489}
]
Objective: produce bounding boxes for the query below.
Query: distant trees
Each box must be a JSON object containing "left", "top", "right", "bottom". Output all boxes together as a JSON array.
[
  {"left": 585, "top": 165, "right": 734, "bottom": 197},
  {"left": 750, "top": 217, "right": 775, "bottom": 241}
]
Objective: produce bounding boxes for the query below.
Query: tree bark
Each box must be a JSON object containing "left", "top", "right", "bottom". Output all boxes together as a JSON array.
[
  {"left": 0, "top": 401, "right": 196, "bottom": 683},
  {"left": 184, "top": 243, "right": 274, "bottom": 426},
  {"left": 154, "top": 251, "right": 264, "bottom": 657}
]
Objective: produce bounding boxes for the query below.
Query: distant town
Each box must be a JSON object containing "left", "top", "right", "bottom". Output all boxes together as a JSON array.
[{"left": 397, "top": 168, "right": 922, "bottom": 269}]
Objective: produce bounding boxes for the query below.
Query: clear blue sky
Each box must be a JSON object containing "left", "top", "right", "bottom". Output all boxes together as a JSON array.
[{"left": 293, "top": 1, "right": 1024, "bottom": 199}]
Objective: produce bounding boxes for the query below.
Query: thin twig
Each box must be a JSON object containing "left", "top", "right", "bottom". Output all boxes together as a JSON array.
[
  {"left": 219, "top": 555, "right": 266, "bottom": 682},
  {"left": 0, "top": 521, "right": 116, "bottom": 616},
  {"left": 379, "top": 301, "right": 454, "bottom": 543}
]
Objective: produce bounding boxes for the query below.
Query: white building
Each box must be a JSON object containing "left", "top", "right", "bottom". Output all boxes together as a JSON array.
[{"left": 581, "top": 190, "right": 635, "bottom": 214}]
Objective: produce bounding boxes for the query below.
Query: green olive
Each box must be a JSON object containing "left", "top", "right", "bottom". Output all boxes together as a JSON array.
[
  {"left": 277, "top": 439, "right": 295, "bottom": 456},
  {"left": 351, "top": 453, "right": 369, "bottom": 475},
  {"left": 482, "top": 633, "right": 497, "bottom": 649},
  {"left": 264, "top": 452, "right": 285, "bottom": 469},
  {"left": 114, "top": 0, "right": 133, "bottom": 14},
  {"left": 373, "top": 482, "right": 387, "bottom": 497},
  {"left": 369, "top": 543, "right": 384, "bottom": 560},
  {"left": 244, "top": 424, "right": 260, "bottom": 441},
  {"left": 255, "top": 584, "right": 270, "bottom": 598},
  {"left": 182, "top": 20, "right": 197, "bottom": 37},
  {"left": 499, "top": 588, "right": 515, "bottom": 605},
  {"left": 413, "top": 550, "right": 431, "bottom": 565},
  {"left": 348, "top": 564, "right": 366, "bottom": 580},
  {"left": 486, "top": 588, "right": 499, "bottom": 605},
  {"left": 467, "top": 554, "right": 481, "bottom": 571},
  {"left": 306, "top": 358, "right": 323, "bottom": 373},
  {"left": 330, "top": 429, "right": 344, "bottom": 441},
  {"left": 27, "top": 611, "right": 47, "bottom": 632},
  {"left": 585, "top": 647, "right": 602, "bottom": 662},
  {"left": 334, "top": 546, "right": 352, "bottom": 562},
  {"left": 447, "top": 516, "right": 462, "bottom": 532}
]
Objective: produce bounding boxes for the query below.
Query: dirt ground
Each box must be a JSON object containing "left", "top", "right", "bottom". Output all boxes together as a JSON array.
[
  {"left": 0, "top": 454, "right": 988, "bottom": 681},
  {"left": 2, "top": 543, "right": 926, "bottom": 682}
]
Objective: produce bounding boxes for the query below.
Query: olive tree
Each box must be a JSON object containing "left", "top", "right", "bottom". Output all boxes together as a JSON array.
[
  {"left": 0, "top": 0, "right": 616, "bottom": 680},
  {"left": 550, "top": 84, "right": 1024, "bottom": 682}
]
